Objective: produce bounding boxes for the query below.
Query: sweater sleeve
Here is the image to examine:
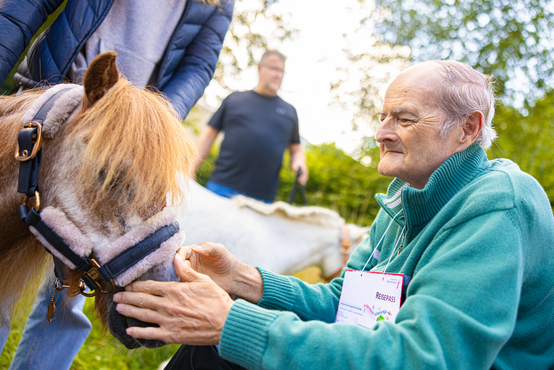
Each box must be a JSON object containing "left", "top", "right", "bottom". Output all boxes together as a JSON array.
[
  {"left": 219, "top": 209, "right": 524, "bottom": 370},
  {"left": 0, "top": 0, "right": 63, "bottom": 85},
  {"left": 161, "top": 0, "right": 234, "bottom": 121}
]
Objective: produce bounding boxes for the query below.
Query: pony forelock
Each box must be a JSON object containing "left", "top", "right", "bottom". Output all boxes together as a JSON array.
[{"left": 69, "top": 79, "right": 197, "bottom": 211}]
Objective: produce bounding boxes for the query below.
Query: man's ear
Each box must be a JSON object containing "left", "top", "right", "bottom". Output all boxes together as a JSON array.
[
  {"left": 82, "top": 51, "right": 119, "bottom": 111},
  {"left": 455, "top": 111, "right": 484, "bottom": 152}
]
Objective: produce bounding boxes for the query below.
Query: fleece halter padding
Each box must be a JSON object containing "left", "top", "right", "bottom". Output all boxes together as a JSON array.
[
  {"left": 21, "top": 83, "right": 84, "bottom": 138},
  {"left": 30, "top": 206, "right": 185, "bottom": 287}
]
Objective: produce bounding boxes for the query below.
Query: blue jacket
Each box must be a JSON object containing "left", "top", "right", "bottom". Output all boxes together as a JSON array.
[{"left": 0, "top": 0, "right": 234, "bottom": 119}]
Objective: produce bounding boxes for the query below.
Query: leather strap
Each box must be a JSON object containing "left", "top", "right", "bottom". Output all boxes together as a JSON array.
[
  {"left": 288, "top": 168, "right": 308, "bottom": 205},
  {"left": 20, "top": 205, "right": 93, "bottom": 272},
  {"left": 17, "top": 88, "right": 74, "bottom": 197},
  {"left": 96, "top": 223, "right": 179, "bottom": 283}
]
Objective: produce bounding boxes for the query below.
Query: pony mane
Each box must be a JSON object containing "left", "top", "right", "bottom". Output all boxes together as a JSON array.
[
  {"left": 69, "top": 79, "right": 197, "bottom": 211},
  {"left": 233, "top": 195, "right": 343, "bottom": 228}
]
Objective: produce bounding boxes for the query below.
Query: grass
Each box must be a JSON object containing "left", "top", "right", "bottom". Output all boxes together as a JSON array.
[{"left": 0, "top": 266, "right": 327, "bottom": 369}]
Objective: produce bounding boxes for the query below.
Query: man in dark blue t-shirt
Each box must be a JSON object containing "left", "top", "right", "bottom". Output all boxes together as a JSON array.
[{"left": 195, "top": 50, "right": 308, "bottom": 203}]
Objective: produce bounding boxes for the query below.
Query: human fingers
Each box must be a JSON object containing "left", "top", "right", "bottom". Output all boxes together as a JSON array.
[
  {"left": 175, "top": 253, "right": 205, "bottom": 282},
  {"left": 115, "top": 302, "right": 161, "bottom": 325},
  {"left": 192, "top": 241, "right": 228, "bottom": 258},
  {"left": 125, "top": 325, "right": 169, "bottom": 343},
  {"left": 291, "top": 161, "right": 300, "bottom": 172},
  {"left": 114, "top": 290, "right": 165, "bottom": 312},
  {"left": 177, "top": 244, "right": 194, "bottom": 261},
  {"left": 125, "top": 279, "right": 172, "bottom": 295}
]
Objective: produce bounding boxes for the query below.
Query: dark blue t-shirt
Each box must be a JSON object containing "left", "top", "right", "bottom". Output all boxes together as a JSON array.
[{"left": 208, "top": 90, "right": 300, "bottom": 201}]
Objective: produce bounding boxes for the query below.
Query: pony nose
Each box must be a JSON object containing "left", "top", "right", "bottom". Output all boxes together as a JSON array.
[{"left": 107, "top": 289, "right": 167, "bottom": 349}]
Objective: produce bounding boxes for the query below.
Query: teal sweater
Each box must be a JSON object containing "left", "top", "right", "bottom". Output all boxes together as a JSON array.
[{"left": 219, "top": 145, "right": 554, "bottom": 370}]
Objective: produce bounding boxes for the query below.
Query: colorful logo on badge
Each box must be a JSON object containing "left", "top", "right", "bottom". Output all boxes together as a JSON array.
[{"left": 376, "top": 315, "right": 385, "bottom": 322}]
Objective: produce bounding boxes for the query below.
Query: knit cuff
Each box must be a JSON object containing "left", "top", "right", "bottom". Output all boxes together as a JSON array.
[
  {"left": 256, "top": 268, "right": 296, "bottom": 311},
  {"left": 219, "top": 299, "right": 279, "bottom": 369}
]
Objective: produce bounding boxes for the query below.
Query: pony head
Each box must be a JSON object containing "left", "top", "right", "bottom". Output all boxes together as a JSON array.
[{"left": 0, "top": 52, "right": 197, "bottom": 349}]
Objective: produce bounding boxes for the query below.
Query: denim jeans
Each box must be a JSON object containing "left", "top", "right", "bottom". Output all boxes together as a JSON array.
[
  {"left": 206, "top": 181, "right": 272, "bottom": 204},
  {"left": 0, "top": 271, "right": 91, "bottom": 370}
]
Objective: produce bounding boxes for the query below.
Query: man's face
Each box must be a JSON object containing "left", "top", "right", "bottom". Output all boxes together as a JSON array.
[
  {"left": 376, "top": 64, "right": 462, "bottom": 189},
  {"left": 258, "top": 55, "right": 285, "bottom": 94}
]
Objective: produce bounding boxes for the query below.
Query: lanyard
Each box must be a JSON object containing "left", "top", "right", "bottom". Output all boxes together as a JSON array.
[{"left": 361, "top": 209, "right": 404, "bottom": 272}]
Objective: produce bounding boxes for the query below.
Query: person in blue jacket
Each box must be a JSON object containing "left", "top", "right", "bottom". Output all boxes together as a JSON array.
[
  {"left": 0, "top": 0, "right": 234, "bottom": 368},
  {"left": 0, "top": 0, "right": 233, "bottom": 120}
]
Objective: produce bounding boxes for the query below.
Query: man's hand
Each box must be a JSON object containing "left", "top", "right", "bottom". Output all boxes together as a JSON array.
[
  {"left": 113, "top": 254, "right": 233, "bottom": 345},
  {"left": 177, "top": 242, "right": 240, "bottom": 293},
  {"left": 178, "top": 242, "right": 264, "bottom": 304},
  {"left": 289, "top": 143, "right": 308, "bottom": 185},
  {"left": 194, "top": 126, "right": 219, "bottom": 174}
]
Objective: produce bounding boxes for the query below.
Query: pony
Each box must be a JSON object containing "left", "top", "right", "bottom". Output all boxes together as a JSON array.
[
  {"left": 177, "top": 180, "right": 369, "bottom": 279},
  {"left": 0, "top": 52, "right": 197, "bottom": 349}
]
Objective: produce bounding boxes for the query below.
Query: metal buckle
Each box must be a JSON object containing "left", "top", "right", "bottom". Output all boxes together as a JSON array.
[
  {"left": 22, "top": 191, "right": 40, "bottom": 212},
  {"left": 84, "top": 259, "right": 115, "bottom": 294},
  {"left": 54, "top": 277, "right": 91, "bottom": 297},
  {"left": 15, "top": 121, "right": 43, "bottom": 162}
]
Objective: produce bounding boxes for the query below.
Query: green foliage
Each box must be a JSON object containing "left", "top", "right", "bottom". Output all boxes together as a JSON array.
[
  {"left": 204, "top": 0, "right": 298, "bottom": 95},
  {"left": 366, "top": 0, "right": 554, "bottom": 208},
  {"left": 373, "top": 0, "right": 554, "bottom": 105},
  {"left": 0, "top": 297, "right": 179, "bottom": 369},
  {"left": 489, "top": 91, "right": 554, "bottom": 207},
  {"left": 277, "top": 143, "right": 390, "bottom": 226}
]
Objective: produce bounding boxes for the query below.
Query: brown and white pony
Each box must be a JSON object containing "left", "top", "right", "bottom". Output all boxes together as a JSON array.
[{"left": 0, "top": 52, "right": 197, "bottom": 349}]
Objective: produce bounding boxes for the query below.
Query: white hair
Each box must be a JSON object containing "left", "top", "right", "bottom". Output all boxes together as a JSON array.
[{"left": 431, "top": 60, "right": 497, "bottom": 149}]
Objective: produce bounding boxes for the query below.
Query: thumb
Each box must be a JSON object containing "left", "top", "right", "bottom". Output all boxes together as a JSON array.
[
  {"left": 174, "top": 253, "right": 202, "bottom": 282},
  {"left": 192, "top": 243, "right": 222, "bottom": 258}
]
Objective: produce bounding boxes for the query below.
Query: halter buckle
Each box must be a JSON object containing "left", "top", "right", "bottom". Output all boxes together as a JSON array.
[
  {"left": 84, "top": 258, "right": 115, "bottom": 294},
  {"left": 22, "top": 191, "right": 41, "bottom": 212},
  {"left": 15, "top": 121, "right": 43, "bottom": 162}
]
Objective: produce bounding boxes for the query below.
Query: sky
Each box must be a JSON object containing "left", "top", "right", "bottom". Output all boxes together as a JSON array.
[{"left": 202, "top": 0, "right": 393, "bottom": 154}]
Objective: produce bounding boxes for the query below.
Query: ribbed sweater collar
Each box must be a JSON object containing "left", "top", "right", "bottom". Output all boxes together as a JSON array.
[{"left": 375, "top": 144, "right": 488, "bottom": 231}]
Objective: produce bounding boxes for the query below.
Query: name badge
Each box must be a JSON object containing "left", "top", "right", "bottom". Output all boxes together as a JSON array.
[{"left": 335, "top": 270, "right": 404, "bottom": 329}]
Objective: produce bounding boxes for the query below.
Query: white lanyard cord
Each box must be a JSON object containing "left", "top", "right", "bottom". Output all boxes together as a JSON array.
[
  {"left": 383, "top": 226, "right": 405, "bottom": 277},
  {"left": 361, "top": 209, "right": 403, "bottom": 272}
]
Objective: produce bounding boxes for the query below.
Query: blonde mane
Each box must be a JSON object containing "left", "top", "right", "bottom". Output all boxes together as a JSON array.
[
  {"left": 233, "top": 195, "right": 343, "bottom": 228},
  {"left": 69, "top": 79, "right": 197, "bottom": 211}
]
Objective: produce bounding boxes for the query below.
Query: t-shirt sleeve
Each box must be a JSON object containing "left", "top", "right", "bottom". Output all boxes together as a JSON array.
[
  {"left": 290, "top": 106, "right": 300, "bottom": 144},
  {"left": 207, "top": 95, "right": 230, "bottom": 131}
]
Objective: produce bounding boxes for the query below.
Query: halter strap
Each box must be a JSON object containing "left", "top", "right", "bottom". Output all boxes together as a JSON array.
[
  {"left": 95, "top": 223, "right": 178, "bottom": 288},
  {"left": 288, "top": 168, "right": 308, "bottom": 205},
  {"left": 16, "top": 88, "right": 74, "bottom": 196}
]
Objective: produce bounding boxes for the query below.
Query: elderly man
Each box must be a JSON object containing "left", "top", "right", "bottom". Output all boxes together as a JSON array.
[{"left": 113, "top": 61, "right": 554, "bottom": 369}]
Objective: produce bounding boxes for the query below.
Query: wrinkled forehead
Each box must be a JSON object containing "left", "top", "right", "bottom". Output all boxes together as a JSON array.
[{"left": 382, "top": 63, "right": 445, "bottom": 113}]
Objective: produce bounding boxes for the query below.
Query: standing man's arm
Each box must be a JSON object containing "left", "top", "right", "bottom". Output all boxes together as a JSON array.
[
  {"left": 194, "top": 95, "right": 229, "bottom": 174},
  {"left": 289, "top": 143, "right": 308, "bottom": 185},
  {"left": 194, "top": 126, "right": 220, "bottom": 173}
]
